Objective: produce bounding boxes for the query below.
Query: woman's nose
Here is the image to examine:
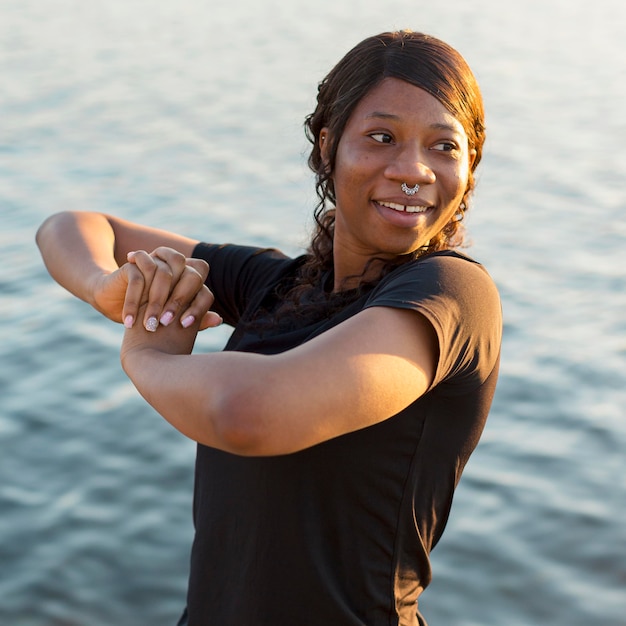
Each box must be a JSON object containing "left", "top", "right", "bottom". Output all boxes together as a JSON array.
[{"left": 386, "top": 144, "right": 436, "bottom": 185}]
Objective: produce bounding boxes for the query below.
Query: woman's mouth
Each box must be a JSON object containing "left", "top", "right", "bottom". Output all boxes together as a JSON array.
[{"left": 376, "top": 200, "right": 430, "bottom": 214}]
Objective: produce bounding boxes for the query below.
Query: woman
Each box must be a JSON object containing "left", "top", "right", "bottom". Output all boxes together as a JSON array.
[{"left": 37, "top": 30, "right": 502, "bottom": 626}]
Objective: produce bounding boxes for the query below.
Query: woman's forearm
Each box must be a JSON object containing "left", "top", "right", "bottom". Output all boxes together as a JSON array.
[
  {"left": 120, "top": 334, "right": 267, "bottom": 454},
  {"left": 36, "top": 211, "right": 118, "bottom": 307},
  {"left": 120, "top": 306, "right": 439, "bottom": 457},
  {"left": 120, "top": 312, "right": 285, "bottom": 455},
  {"left": 37, "top": 211, "right": 216, "bottom": 330}
]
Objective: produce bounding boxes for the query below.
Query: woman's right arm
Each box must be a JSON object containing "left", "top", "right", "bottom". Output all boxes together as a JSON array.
[{"left": 35, "top": 211, "right": 216, "bottom": 329}]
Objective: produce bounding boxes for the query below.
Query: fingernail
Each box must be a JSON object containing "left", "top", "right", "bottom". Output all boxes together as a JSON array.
[
  {"left": 127, "top": 251, "right": 136, "bottom": 260},
  {"left": 145, "top": 317, "right": 159, "bottom": 332},
  {"left": 210, "top": 313, "right": 224, "bottom": 326},
  {"left": 181, "top": 315, "right": 195, "bottom": 328},
  {"left": 124, "top": 315, "right": 134, "bottom": 329},
  {"left": 160, "top": 311, "right": 174, "bottom": 326}
]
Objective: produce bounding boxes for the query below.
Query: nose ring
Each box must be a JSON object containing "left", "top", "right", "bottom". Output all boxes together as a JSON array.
[{"left": 401, "top": 183, "right": 420, "bottom": 196}]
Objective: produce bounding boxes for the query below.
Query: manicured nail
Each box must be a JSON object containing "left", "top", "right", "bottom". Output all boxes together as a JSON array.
[
  {"left": 145, "top": 317, "right": 159, "bottom": 332},
  {"left": 123, "top": 315, "right": 134, "bottom": 329},
  {"left": 127, "top": 251, "right": 136, "bottom": 260},
  {"left": 160, "top": 311, "right": 174, "bottom": 327},
  {"left": 181, "top": 315, "right": 195, "bottom": 328}
]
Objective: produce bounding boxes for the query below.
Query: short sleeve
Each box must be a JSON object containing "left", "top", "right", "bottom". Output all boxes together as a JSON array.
[
  {"left": 365, "top": 252, "right": 502, "bottom": 395},
  {"left": 192, "top": 243, "right": 292, "bottom": 327}
]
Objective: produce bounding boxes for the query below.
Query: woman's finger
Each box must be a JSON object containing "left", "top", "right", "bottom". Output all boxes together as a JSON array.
[
  {"left": 158, "top": 259, "right": 211, "bottom": 327},
  {"left": 121, "top": 263, "right": 147, "bottom": 328},
  {"left": 151, "top": 247, "right": 188, "bottom": 279},
  {"left": 127, "top": 250, "right": 179, "bottom": 331},
  {"left": 198, "top": 310, "right": 224, "bottom": 331},
  {"left": 125, "top": 249, "right": 213, "bottom": 332},
  {"left": 144, "top": 248, "right": 197, "bottom": 330},
  {"left": 185, "top": 258, "right": 210, "bottom": 282},
  {"left": 178, "top": 282, "right": 220, "bottom": 330}
]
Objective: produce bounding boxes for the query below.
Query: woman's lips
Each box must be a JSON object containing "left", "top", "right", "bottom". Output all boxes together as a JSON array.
[{"left": 376, "top": 199, "right": 431, "bottom": 214}]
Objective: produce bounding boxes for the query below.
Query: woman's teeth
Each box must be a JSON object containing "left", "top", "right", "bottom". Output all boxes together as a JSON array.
[{"left": 378, "top": 200, "right": 428, "bottom": 214}]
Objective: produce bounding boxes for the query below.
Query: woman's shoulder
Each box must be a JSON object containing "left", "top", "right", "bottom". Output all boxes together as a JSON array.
[
  {"left": 374, "top": 250, "right": 498, "bottom": 299},
  {"left": 193, "top": 242, "right": 293, "bottom": 266},
  {"left": 192, "top": 243, "right": 308, "bottom": 325},
  {"left": 193, "top": 242, "right": 306, "bottom": 284},
  {"left": 370, "top": 251, "right": 502, "bottom": 392}
]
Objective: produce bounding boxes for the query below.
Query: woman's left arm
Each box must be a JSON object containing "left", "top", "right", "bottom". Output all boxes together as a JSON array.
[{"left": 120, "top": 305, "right": 438, "bottom": 456}]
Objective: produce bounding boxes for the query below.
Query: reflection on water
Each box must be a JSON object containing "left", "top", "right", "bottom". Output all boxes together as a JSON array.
[{"left": 1, "top": 1, "right": 625, "bottom": 624}]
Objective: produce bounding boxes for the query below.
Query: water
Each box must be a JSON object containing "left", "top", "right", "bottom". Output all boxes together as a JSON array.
[{"left": 1, "top": 0, "right": 625, "bottom": 624}]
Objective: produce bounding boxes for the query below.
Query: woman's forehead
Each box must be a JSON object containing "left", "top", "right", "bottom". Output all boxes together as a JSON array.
[{"left": 349, "top": 78, "right": 466, "bottom": 134}]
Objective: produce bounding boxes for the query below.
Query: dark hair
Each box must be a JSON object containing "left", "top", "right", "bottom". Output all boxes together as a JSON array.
[{"left": 267, "top": 31, "right": 485, "bottom": 323}]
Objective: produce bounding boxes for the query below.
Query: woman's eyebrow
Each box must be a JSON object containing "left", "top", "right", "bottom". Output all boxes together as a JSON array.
[
  {"left": 365, "top": 113, "right": 461, "bottom": 135},
  {"left": 430, "top": 122, "right": 461, "bottom": 134},
  {"left": 366, "top": 111, "right": 399, "bottom": 120}
]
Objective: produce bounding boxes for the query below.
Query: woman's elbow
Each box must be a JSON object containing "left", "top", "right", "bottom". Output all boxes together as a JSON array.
[
  {"left": 201, "top": 356, "right": 298, "bottom": 456},
  {"left": 211, "top": 388, "right": 272, "bottom": 456},
  {"left": 35, "top": 212, "right": 62, "bottom": 247}
]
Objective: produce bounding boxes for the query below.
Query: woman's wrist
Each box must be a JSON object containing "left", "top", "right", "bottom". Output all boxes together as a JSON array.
[{"left": 121, "top": 308, "right": 199, "bottom": 365}]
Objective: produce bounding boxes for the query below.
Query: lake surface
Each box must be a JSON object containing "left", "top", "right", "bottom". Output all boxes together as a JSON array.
[{"left": 1, "top": 0, "right": 625, "bottom": 624}]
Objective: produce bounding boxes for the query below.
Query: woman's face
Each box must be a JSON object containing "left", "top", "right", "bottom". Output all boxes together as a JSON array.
[{"left": 324, "top": 77, "right": 476, "bottom": 273}]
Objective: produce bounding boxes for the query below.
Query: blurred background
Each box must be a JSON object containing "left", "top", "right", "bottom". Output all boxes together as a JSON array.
[{"left": 1, "top": 0, "right": 625, "bottom": 624}]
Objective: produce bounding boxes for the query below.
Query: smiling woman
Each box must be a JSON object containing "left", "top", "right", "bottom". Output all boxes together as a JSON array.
[
  {"left": 327, "top": 78, "right": 476, "bottom": 280},
  {"left": 36, "top": 30, "right": 501, "bottom": 626}
]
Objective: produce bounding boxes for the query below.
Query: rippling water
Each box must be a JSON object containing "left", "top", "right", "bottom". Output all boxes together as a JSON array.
[{"left": 2, "top": 0, "right": 625, "bottom": 624}]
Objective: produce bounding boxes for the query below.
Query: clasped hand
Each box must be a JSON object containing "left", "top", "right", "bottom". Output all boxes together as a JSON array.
[{"left": 92, "top": 246, "right": 222, "bottom": 332}]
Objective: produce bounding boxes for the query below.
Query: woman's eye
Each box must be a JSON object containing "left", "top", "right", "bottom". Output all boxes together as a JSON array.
[
  {"left": 432, "top": 141, "right": 457, "bottom": 152},
  {"left": 370, "top": 132, "right": 393, "bottom": 144}
]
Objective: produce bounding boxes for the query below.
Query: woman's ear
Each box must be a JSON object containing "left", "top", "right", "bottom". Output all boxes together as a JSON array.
[
  {"left": 319, "top": 128, "right": 330, "bottom": 166},
  {"left": 468, "top": 148, "right": 477, "bottom": 170}
]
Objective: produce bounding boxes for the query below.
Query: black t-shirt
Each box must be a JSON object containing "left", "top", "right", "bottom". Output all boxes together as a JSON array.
[{"left": 185, "top": 243, "right": 502, "bottom": 626}]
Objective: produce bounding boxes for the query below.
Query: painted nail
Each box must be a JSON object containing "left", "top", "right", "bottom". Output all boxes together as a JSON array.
[
  {"left": 123, "top": 315, "right": 134, "bottom": 329},
  {"left": 160, "top": 311, "right": 174, "bottom": 326},
  {"left": 181, "top": 315, "right": 195, "bottom": 328},
  {"left": 145, "top": 317, "right": 159, "bottom": 332}
]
